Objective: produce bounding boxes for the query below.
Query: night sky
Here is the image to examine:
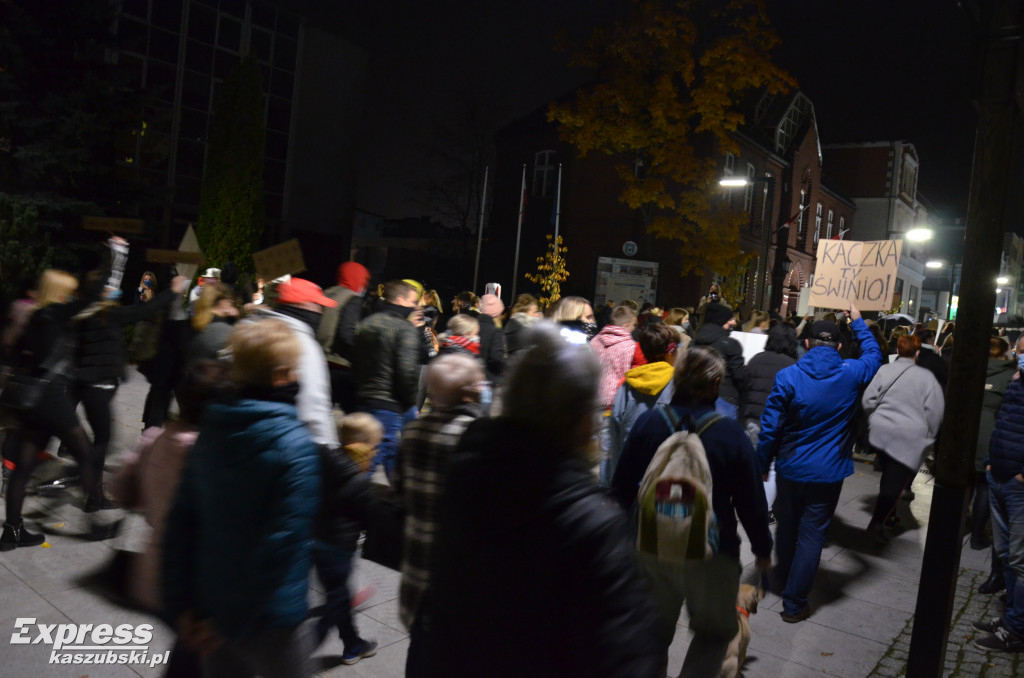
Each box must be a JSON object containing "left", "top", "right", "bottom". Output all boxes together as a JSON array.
[{"left": 302, "top": 0, "right": 989, "bottom": 229}]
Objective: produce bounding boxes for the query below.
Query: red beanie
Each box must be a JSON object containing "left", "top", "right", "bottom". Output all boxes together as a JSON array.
[{"left": 337, "top": 261, "right": 370, "bottom": 293}]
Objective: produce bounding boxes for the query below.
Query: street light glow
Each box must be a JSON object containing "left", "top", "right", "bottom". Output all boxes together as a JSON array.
[
  {"left": 926, "top": 260, "right": 943, "bottom": 269},
  {"left": 998, "top": 276, "right": 1009, "bottom": 284},
  {"left": 719, "top": 177, "right": 748, "bottom": 187},
  {"left": 905, "top": 228, "right": 934, "bottom": 242}
]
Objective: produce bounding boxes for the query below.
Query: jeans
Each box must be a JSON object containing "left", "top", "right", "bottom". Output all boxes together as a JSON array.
[
  {"left": 773, "top": 476, "right": 843, "bottom": 616},
  {"left": 313, "top": 545, "right": 360, "bottom": 649},
  {"left": 364, "top": 407, "right": 417, "bottom": 481},
  {"left": 989, "top": 470, "right": 1024, "bottom": 637}
]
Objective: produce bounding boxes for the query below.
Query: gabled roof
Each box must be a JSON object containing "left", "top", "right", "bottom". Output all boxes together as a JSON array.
[{"left": 752, "top": 91, "right": 822, "bottom": 164}]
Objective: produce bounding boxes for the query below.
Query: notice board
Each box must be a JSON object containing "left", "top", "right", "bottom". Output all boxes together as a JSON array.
[{"left": 594, "top": 257, "right": 659, "bottom": 307}]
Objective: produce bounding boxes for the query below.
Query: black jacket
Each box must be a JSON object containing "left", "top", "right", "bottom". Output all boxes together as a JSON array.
[
  {"left": 75, "top": 290, "right": 176, "bottom": 384},
  {"left": 740, "top": 350, "right": 796, "bottom": 422},
  {"left": 314, "top": 446, "right": 372, "bottom": 550},
  {"left": 916, "top": 346, "right": 949, "bottom": 388},
  {"left": 417, "top": 417, "right": 662, "bottom": 678},
  {"left": 988, "top": 376, "right": 1024, "bottom": 482},
  {"left": 693, "top": 323, "right": 747, "bottom": 405},
  {"left": 353, "top": 302, "right": 423, "bottom": 412},
  {"left": 472, "top": 312, "right": 506, "bottom": 384}
]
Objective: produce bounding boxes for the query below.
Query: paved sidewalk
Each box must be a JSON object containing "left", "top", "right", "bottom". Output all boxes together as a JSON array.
[{"left": 0, "top": 367, "right": 1018, "bottom": 677}]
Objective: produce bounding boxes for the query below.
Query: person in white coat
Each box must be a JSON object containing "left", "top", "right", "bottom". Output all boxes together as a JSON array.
[{"left": 862, "top": 333, "right": 945, "bottom": 539}]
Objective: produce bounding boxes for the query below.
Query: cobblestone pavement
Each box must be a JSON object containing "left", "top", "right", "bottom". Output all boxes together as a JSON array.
[{"left": 869, "top": 569, "right": 1022, "bottom": 677}]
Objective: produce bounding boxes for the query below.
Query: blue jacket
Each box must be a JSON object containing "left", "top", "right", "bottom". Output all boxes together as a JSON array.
[
  {"left": 163, "top": 398, "right": 321, "bottom": 639},
  {"left": 757, "top": 318, "right": 882, "bottom": 484},
  {"left": 988, "top": 375, "right": 1024, "bottom": 482}
]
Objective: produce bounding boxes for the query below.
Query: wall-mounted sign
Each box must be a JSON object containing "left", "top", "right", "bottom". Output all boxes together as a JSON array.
[
  {"left": 595, "top": 256, "right": 658, "bottom": 307},
  {"left": 622, "top": 241, "right": 638, "bottom": 257}
]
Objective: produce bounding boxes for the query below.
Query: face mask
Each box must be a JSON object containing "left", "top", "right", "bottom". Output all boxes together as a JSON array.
[
  {"left": 1017, "top": 353, "right": 1024, "bottom": 372},
  {"left": 144, "top": 279, "right": 154, "bottom": 288}
]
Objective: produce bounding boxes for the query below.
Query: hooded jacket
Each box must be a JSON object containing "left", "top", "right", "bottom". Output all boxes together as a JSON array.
[
  {"left": 162, "top": 398, "right": 321, "bottom": 640},
  {"left": 739, "top": 350, "right": 796, "bottom": 422},
  {"left": 418, "top": 417, "right": 662, "bottom": 678},
  {"left": 757, "top": 318, "right": 883, "bottom": 484},
  {"left": 693, "top": 323, "right": 747, "bottom": 405},
  {"left": 606, "top": 362, "right": 675, "bottom": 482},
  {"left": 590, "top": 324, "right": 638, "bottom": 410}
]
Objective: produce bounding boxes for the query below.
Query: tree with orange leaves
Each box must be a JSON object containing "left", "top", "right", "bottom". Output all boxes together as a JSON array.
[{"left": 548, "top": 0, "right": 795, "bottom": 277}]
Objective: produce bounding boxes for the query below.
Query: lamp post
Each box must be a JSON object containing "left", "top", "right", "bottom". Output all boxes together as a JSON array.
[{"left": 720, "top": 174, "right": 775, "bottom": 311}]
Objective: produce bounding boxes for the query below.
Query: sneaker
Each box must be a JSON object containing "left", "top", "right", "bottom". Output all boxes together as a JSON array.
[
  {"left": 0, "top": 521, "right": 45, "bottom": 551},
  {"left": 973, "top": 617, "right": 1004, "bottom": 634},
  {"left": 341, "top": 639, "right": 378, "bottom": 665},
  {"left": 974, "top": 626, "right": 1024, "bottom": 652},
  {"left": 781, "top": 608, "right": 811, "bottom": 623}
]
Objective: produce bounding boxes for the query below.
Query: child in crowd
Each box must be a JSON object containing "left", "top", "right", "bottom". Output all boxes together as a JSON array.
[
  {"left": 312, "top": 412, "right": 382, "bottom": 664},
  {"left": 163, "top": 319, "right": 321, "bottom": 678}
]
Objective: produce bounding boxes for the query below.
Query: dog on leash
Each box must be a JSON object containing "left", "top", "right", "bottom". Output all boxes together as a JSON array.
[{"left": 720, "top": 584, "right": 763, "bottom": 677}]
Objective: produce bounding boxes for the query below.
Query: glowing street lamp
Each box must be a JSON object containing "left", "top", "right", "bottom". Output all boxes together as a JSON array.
[
  {"left": 718, "top": 177, "right": 749, "bottom": 187},
  {"left": 906, "top": 228, "right": 934, "bottom": 242},
  {"left": 926, "top": 260, "right": 944, "bottom": 269},
  {"left": 997, "top": 276, "right": 1009, "bottom": 285}
]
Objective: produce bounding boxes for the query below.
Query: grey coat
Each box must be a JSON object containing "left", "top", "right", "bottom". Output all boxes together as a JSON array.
[{"left": 862, "top": 357, "right": 945, "bottom": 472}]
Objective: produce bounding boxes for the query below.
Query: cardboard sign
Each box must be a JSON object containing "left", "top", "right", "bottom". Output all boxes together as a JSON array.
[
  {"left": 82, "top": 216, "right": 145, "bottom": 234},
  {"left": 175, "top": 225, "right": 203, "bottom": 281},
  {"left": 253, "top": 238, "right": 306, "bottom": 280},
  {"left": 809, "top": 239, "right": 903, "bottom": 311},
  {"left": 146, "top": 249, "right": 206, "bottom": 265}
]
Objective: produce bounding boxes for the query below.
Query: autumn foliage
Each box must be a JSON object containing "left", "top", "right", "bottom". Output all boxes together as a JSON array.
[
  {"left": 548, "top": 0, "right": 795, "bottom": 276},
  {"left": 525, "top": 234, "right": 569, "bottom": 309}
]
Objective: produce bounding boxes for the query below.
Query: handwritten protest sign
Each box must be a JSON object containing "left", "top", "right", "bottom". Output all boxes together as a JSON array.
[
  {"left": 810, "top": 239, "right": 903, "bottom": 311},
  {"left": 253, "top": 238, "right": 306, "bottom": 281}
]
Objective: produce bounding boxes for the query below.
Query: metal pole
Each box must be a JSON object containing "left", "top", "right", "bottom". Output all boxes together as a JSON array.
[
  {"left": 510, "top": 164, "right": 527, "bottom": 302},
  {"left": 554, "top": 163, "right": 563, "bottom": 244},
  {"left": 753, "top": 176, "right": 774, "bottom": 311},
  {"left": 472, "top": 166, "right": 489, "bottom": 294},
  {"left": 907, "top": 1, "right": 1021, "bottom": 674}
]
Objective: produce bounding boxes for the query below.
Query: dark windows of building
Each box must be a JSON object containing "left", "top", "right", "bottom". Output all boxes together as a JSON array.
[
  {"left": 179, "top": 108, "right": 208, "bottom": 144},
  {"left": 176, "top": 176, "right": 203, "bottom": 208},
  {"left": 839, "top": 216, "right": 846, "bottom": 239},
  {"left": 266, "top": 131, "right": 289, "bottom": 161},
  {"left": 796, "top": 189, "right": 810, "bottom": 251},
  {"left": 122, "top": 0, "right": 148, "bottom": 21},
  {"left": 220, "top": 0, "right": 247, "bottom": 20},
  {"left": 744, "top": 163, "right": 755, "bottom": 213},
  {"left": 267, "top": 97, "right": 291, "bottom": 133},
  {"left": 214, "top": 49, "right": 240, "bottom": 78},
  {"left": 149, "top": 27, "right": 179, "bottom": 64},
  {"left": 826, "top": 209, "right": 834, "bottom": 240},
  {"left": 273, "top": 37, "right": 298, "bottom": 71},
  {"left": 147, "top": 60, "right": 178, "bottom": 101},
  {"left": 118, "top": 17, "right": 148, "bottom": 53},
  {"left": 151, "top": 0, "right": 183, "bottom": 31},
  {"left": 252, "top": 0, "right": 277, "bottom": 30},
  {"left": 119, "top": 53, "right": 145, "bottom": 87},
  {"left": 176, "top": 139, "right": 206, "bottom": 179},
  {"left": 186, "top": 39, "right": 213, "bottom": 73},
  {"left": 813, "top": 203, "right": 823, "bottom": 245},
  {"left": 189, "top": 3, "right": 217, "bottom": 44},
  {"left": 218, "top": 15, "right": 242, "bottom": 53},
  {"left": 265, "top": 159, "right": 286, "bottom": 195},
  {"left": 276, "top": 11, "right": 300, "bottom": 39},
  {"left": 532, "top": 150, "right": 556, "bottom": 198},
  {"left": 181, "top": 70, "right": 211, "bottom": 110},
  {"left": 250, "top": 29, "right": 273, "bottom": 64}
]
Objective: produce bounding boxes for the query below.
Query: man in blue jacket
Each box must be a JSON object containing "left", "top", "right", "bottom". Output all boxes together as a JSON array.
[
  {"left": 757, "top": 302, "right": 882, "bottom": 622},
  {"left": 973, "top": 333, "right": 1024, "bottom": 653}
]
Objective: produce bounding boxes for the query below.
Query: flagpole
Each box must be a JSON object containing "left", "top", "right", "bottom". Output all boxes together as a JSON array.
[
  {"left": 472, "top": 165, "right": 489, "bottom": 294},
  {"left": 511, "top": 164, "right": 527, "bottom": 301},
  {"left": 554, "top": 163, "right": 563, "bottom": 243}
]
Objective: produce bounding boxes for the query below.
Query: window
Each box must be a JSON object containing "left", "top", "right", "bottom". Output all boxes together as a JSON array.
[
  {"left": 839, "top": 216, "right": 846, "bottom": 239},
  {"left": 796, "top": 188, "right": 811, "bottom": 251},
  {"left": 724, "top": 152, "right": 735, "bottom": 176},
  {"left": 813, "top": 203, "right": 823, "bottom": 244},
  {"left": 533, "top": 150, "right": 556, "bottom": 197},
  {"left": 743, "top": 164, "right": 755, "bottom": 213},
  {"left": 899, "top": 157, "right": 919, "bottom": 198},
  {"left": 826, "top": 209, "right": 834, "bottom": 239},
  {"left": 797, "top": 191, "right": 806, "bottom": 236}
]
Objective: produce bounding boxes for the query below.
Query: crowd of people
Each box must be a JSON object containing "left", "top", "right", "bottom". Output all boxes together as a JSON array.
[{"left": 4, "top": 239, "right": 1024, "bottom": 676}]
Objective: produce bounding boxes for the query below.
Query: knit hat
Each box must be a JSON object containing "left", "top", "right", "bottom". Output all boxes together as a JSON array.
[
  {"left": 336, "top": 261, "right": 370, "bottom": 293},
  {"left": 703, "top": 302, "right": 734, "bottom": 327},
  {"left": 276, "top": 278, "right": 337, "bottom": 307}
]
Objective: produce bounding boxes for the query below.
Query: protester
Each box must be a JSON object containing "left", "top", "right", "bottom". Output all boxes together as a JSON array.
[
  {"left": 914, "top": 328, "right": 949, "bottom": 388},
  {"left": 861, "top": 334, "right": 944, "bottom": 541},
  {"left": 243, "top": 277, "right": 339, "bottom": 447},
  {"left": 973, "top": 333, "right": 1024, "bottom": 653},
  {"left": 397, "top": 354, "right": 484, "bottom": 671},
  {"left": 664, "top": 307, "right": 694, "bottom": 345},
  {"left": 743, "top": 310, "right": 771, "bottom": 334},
  {"left": 475, "top": 293, "right": 507, "bottom": 384},
  {"left": 603, "top": 323, "right": 678, "bottom": 486},
  {"left": 503, "top": 293, "right": 542, "bottom": 359},
  {"left": 136, "top": 271, "right": 157, "bottom": 303},
  {"left": 757, "top": 302, "right": 882, "bottom": 622},
  {"left": 352, "top": 279, "right": 424, "bottom": 479},
  {"left": 437, "top": 314, "right": 481, "bottom": 358},
  {"left": 187, "top": 281, "right": 240, "bottom": 363},
  {"left": 413, "top": 325, "right": 662, "bottom": 677},
  {"left": 693, "top": 301, "right": 747, "bottom": 419},
  {"left": 315, "top": 261, "right": 371, "bottom": 412},
  {"left": 549, "top": 295, "right": 598, "bottom": 343},
  {"left": 163, "top": 319, "right": 321, "bottom": 677},
  {"left": 611, "top": 345, "right": 772, "bottom": 675},
  {"left": 312, "top": 412, "right": 379, "bottom": 664},
  {"left": 590, "top": 305, "right": 638, "bottom": 411},
  {"left": 740, "top": 322, "right": 799, "bottom": 523}
]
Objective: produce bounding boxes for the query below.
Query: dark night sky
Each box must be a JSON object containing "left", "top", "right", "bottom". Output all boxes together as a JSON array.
[{"left": 300, "top": 0, "right": 987, "bottom": 226}]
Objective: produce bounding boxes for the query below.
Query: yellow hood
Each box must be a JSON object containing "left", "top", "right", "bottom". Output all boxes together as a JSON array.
[{"left": 624, "top": 361, "right": 674, "bottom": 396}]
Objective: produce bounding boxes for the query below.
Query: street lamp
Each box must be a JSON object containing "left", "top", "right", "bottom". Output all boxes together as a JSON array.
[
  {"left": 906, "top": 227, "right": 934, "bottom": 241},
  {"left": 926, "top": 260, "right": 943, "bottom": 269},
  {"left": 720, "top": 174, "right": 775, "bottom": 311},
  {"left": 997, "top": 276, "right": 1009, "bottom": 285}
]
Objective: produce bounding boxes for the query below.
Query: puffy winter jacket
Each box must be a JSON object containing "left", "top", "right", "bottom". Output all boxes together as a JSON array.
[
  {"left": 162, "top": 398, "right": 321, "bottom": 640},
  {"left": 757, "top": 318, "right": 882, "bottom": 484},
  {"left": 693, "top": 323, "right": 747, "bottom": 405},
  {"left": 314, "top": 446, "right": 372, "bottom": 551},
  {"left": 417, "top": 417, "right": 662, "bottom": 678},
  {"left": 75, "top": 290, "right": 177, "bottom": 384},
  {"left": 739, "top": 350, "right": 796, "bottom": 422},
  {"left": 353, "top": 303, "right": 423, "bottom": 412},
  {"left": 988, "top": 376, "right": 1024, "bottom": 482},
  {"left": 605, "top": 361, "right": 675, "bottom": 483},
  {"left": 590, "top": 324, "right": 638, "bottom": 410}
]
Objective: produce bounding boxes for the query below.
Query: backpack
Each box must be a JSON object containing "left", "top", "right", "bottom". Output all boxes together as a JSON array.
[{"left": 636, "top": 407, "right": 723, "bottom": 564}]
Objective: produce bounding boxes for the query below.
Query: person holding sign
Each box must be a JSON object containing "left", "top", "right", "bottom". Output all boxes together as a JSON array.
[{"left": 757, "top": 301, "right": 882, "bottom": 623}]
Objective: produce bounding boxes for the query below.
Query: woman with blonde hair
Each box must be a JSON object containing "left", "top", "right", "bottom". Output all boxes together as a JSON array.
[
  {"left": 188, "top": 282, "right": 241, "bottom": 363},
  {"left": 548, "top": 295, "right": 597, "bottom": 343}
]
